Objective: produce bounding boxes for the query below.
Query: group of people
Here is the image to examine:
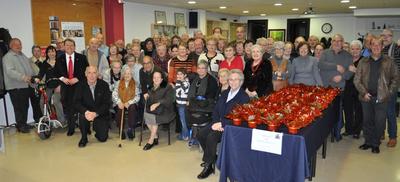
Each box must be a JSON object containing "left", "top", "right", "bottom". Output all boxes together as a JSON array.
[{"left": 1, "top": 25, "right": 400, "bottom": 179}]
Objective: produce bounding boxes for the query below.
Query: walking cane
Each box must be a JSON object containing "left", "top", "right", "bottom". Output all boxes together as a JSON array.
[{"left": 118, "top": 108, "right": 124, "bottom": 148}]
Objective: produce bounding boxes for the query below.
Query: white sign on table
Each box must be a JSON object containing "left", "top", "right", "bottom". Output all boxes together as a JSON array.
[{"left": 251, "top": 129, "right": 283, "bottom": 155}]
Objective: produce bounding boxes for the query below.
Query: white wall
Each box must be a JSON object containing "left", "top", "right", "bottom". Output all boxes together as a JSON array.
[
  {"left": 0, "top": 0, "right": 34, "bottom": 57},
  {"left": 240, "top": 14, "right": 400, "bottom": 43},
  {"left": 124, "top": 2, "right": 189, "bottom": 42}
]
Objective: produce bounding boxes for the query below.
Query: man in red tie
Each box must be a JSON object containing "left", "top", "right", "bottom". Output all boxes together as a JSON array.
[{"left": 55, "top": 38, "right": 89, "bottom": 136}]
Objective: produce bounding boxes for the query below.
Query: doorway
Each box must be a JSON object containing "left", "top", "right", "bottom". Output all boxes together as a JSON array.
[
  {"left": 247, "top": 20, "right": 268, "bottom": 41},
  {"left": 287, "top": 18, "right": 310, "bottom": 43}
]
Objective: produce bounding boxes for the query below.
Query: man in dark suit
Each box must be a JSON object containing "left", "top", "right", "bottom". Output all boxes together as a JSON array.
[
  {"left": 74, "top": 66, "right": 111, "bottom": 148},
  {"left": 55, "top": 38, "right": 89, "bottom": 136}
]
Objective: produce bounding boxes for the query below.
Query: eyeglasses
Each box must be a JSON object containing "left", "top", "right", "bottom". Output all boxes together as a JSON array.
[{"left": 229, "top": 78, "right": 241, "bottom": 81}]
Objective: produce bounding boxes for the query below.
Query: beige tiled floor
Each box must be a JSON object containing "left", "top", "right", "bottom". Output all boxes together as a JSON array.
[{"left": 0, "top": 125, "right": 399, "bottom": 182}]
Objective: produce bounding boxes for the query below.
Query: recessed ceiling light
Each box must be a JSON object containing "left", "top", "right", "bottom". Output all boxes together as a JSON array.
[
  {"left": 292, "top": 8, "right": 299, "bottom": 11},
  {"left": 72, "top": 3, "right": 76, "bottom": 6},
  {"left": 219, "top": 6, "right": 227, "bottom": 9},
  {"left": 340, "top": 0, "right": 350, "bottom": 3},
  {"left": 260, "top": 14, "right": 266, "bottom": 16},
  {"left": 243, "top": 10, "right": 249, "bottom": 14},
  {"left": 274, "top": 3, "right": 283, "bottom": 6},
  {"left": 157, "top": 21, "right": 163, "bottom": 24},
  {"left": 187, "top": 1, "right": 196, "bottom": 4},
  {"left": 349, "top": 6, "right": 357, "bottom": 9}
]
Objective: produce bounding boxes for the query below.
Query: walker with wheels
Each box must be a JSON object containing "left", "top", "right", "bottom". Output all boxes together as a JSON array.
[{"left": 34, "top": 78, "right": 64, "bottom": 139}]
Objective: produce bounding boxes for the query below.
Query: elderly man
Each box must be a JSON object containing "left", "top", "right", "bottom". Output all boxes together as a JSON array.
[
  {"left": 29, "top": 45, "right": 44, "bottom": 122},
  {"left": 188, "top": 38, "right": 205, "bottom": 61},
  {"left": 82, "top": 37, "right": 109, "bottom": 78},
  {"left": 3, "top": 38, "right": 37, "bottom": 132},
  {"left": 308, "top": 35, "right": 319, "bottom": 56},
  {"left": 55, "top": 37, "right": 65, "bottom": 58},
  {"left": 115, "top": 39, "right": 127, "bottom": 58},
  {"left": 234, "top": 26, "right": 246, "bottom": 43},
  {"left": 196, "top": 69, "right": 250, "bottom": 179},
  {"left": 354, "top": 36, "right": 399, "bottom": 154},
  {"left": 153, "top": 44, "right": 170, "bottom": 73},
  {"left": 194, "top": 30, "right": 204, "bottom": 39},
  {"left": 55, "top": 38, "right": 89, "bottom": 136},
  {"left": 256, "top": 37, "right": 272, "bottom": 60},
  {"left": 381, "top": 28, "right": 400, "bottom": 147},
  {"left": 74, "top": 66, "right": 111, "bottom": 148},
  {"left": 102, "top": 60, "right": 122, "bottom": 92},
  {"left": 319, "top": 34, "right": 353, "bottom": 141},
  {"left": 95, "top": 33, "right": 109, "bottom": 57}
]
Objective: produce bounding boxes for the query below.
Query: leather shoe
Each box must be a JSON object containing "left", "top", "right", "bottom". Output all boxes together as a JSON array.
[
  {"left": 67, "top": 129, "right": 75, "bottom": 136},
  {"left": 359, "top": 144, "right": 372, "bottom": 150},
  {"left": 371, "top": 146, "right": 380, "bottom": 154},
  {"left": 143, "top": 143, "right": 154, "bottom": 151},
  {"left": 153, "top": 138, "right": 159, "bottom": 145},
  {"left": 78, "top": 139, "right": 88, "bottom": 148},
  {"left": 197, "top": 163, "right": 215, "bottom": 179},
  {"left": 387, "top": 139, "right": 397, "bottom": 147}
]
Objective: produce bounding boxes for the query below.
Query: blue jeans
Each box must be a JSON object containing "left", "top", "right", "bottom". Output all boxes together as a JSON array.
[
  {"left": 177, "top": 105, "right": 189, "bottom": 138},
  {"left": 386, "top": 93, "right": 397, "bottom": 139},
  {"left": 334, "top": 92, "right": 344, "bottom": 140}
]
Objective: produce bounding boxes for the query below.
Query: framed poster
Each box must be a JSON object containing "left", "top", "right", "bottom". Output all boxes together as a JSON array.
[
  {"left": 175, "top": 13, "right": 185, "bottom": 26},
  {"left": 155, "top": 11, "right": 167, "bottom": 24},
  {"left": 61, "top": 22, "right": 85, "bottom": 52},
  {"left": 268, "top": 29, "right": 286, "bottom": 42}
]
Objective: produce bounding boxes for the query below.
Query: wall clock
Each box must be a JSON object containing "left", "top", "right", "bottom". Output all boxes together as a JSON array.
[{"left": 321, "top": 23, "right": 333, "bottom": 34}]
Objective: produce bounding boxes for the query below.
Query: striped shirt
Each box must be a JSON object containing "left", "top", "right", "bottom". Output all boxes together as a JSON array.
[
  {"left": 382, "top": 42, "right": 400, "bottom": 73},
  {"left": 175, "top": 79, "right": 190, "bottom": 106},
  {"left": 168, "top": 57, "right": 197, "bottom": 83}
]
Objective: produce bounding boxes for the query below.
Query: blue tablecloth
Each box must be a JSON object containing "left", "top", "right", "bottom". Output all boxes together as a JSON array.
[{"left": 217, "top": 125, "right": 309, "bottom": 182}]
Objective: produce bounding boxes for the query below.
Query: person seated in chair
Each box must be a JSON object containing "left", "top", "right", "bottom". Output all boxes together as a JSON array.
[
  {"left": 196, "top": 69, "right": 250, "bottom": 179},
  {"left": 142, "top": 70, "right": 176, "bottom": 151},
  {"left": 187, "top": 60, "right": 219, "bottom": 146},
  {"left": 112, "top": 67, "right": 140, "bottom": 140},
  {"left": 73, "top": 66, "right": 112, "bottom": 148}
]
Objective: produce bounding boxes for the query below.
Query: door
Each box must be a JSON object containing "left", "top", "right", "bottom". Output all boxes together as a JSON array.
[
  {"left": 247, "top": 20, "right": 268, "bottom": 41},
  {"left": 287, "top": 18, "right": 310, "bottom": 43}
]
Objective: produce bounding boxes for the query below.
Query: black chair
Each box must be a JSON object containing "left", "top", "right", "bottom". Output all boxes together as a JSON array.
[{"left": 139, "top": 118, "right": 174, "bottom": 146}]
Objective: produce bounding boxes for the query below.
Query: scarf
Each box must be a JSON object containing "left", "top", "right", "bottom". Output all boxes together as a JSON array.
[{"left": 118, "top": 78, "right": 136, "bottom": 103}]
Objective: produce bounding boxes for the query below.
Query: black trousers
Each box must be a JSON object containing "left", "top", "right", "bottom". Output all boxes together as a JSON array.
[
  {"left": 343, "top": 87, "right": 363, "bottom": 135},
  {"left": 197, "top": 125, "right": 222, "bottom": 164},
  {"left": 79, "top": 115, "right": 109, "bottom": 142},
  {"left": 115, "top": 104, "right": 137, "bottom": 129},
  {"left": 29, "top": 87, "right": 43, "bottom": 122},
  {"left": 361, "top": 99, "right": 388, "bottom": 147},
  {"left": 8, "top": 88, "right": 31, "bottom": 128},
  {"left": 61, "top": 85, "right": 77, "bottom": 130}
]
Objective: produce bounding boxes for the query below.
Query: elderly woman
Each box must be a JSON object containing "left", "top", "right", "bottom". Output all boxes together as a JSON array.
[
  {"left": 243, "top": 44, "right": 273, "bottom": 98},
  {"left": 217, "top": 68, "right": 230, "bottom": 98},
  {"left": 112, "top": 67, "right": 140, "bottom": 140},
  {"left": 289, "top": 42, "right": 323, "bottom": 86},
  {"left": 153, "top": 44, "right": 170, "bottom": 73},
  {"left": 270, "top": 41, "right": 291, "bottom": 91},
  {"left": 198, "top": 37, "right": 225, "bottom": 77},
  {"left": 122, "top": 55, "right": 142, "bottom": 88},
  {"left": 219, "top": 42, "right": 244, "bottom": 71},
  {"left": 168, "top": 44, "right": 197, "bottom": 84},
  {"left": 196, "top": 69, "right": 250, "bottom": 179},
  {"left": 142, "top": 70, "right": 176, "bottom": 150},
  {"left": 108, "top": 44, "right": 123, "bottom": 64},
  {"left": 343, "top": 40, "right": 364, "bottom": 139},
  {"left": 283, "top": 42, "right": 295, "bottom": 63}
]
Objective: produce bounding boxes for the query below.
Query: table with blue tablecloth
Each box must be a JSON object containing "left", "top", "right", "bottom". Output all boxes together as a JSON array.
[{"left": 217, "top": 97, "right": 339, "bottom": 182}]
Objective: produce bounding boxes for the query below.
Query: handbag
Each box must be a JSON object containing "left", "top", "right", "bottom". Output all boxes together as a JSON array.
[{"left": 146, "top": 99, "right": 164, "bottom": 115}]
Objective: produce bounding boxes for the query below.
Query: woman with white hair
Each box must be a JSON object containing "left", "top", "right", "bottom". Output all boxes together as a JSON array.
[
  {"left": 242, "top": 44, "right": 273, "bottom": 98},
  {"left": 196, "top": 69, "right": 250, "bottom": 179},
  {"left": 343, "top": 40, "right": 364, "bottom": 139},
  {"left": 112, "top": 67, "right": 140, "bottom": 140},
  {"left": 270, "top": 41, "right": 290, "bottom": 91}
]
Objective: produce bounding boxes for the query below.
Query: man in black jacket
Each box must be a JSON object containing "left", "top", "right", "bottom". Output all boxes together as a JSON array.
[
  {"left": 74, "top": 66, "right": 111, "bottom": 148},
  {"left": 55, "top": 38, "right": 89, "bottom": 136}
]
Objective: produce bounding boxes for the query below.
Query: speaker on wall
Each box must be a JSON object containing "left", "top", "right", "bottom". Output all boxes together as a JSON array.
[{"left": 189, "top": 11, "right": 198, "bottom": 29}]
